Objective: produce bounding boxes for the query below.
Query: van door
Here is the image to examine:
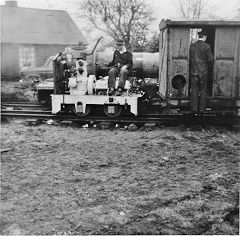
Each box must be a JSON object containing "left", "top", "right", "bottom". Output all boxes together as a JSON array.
[
  {"left": 213, "top": 27, "right": 238, "bottom": 98},
  {"left": 236, "top": 28, "right": 240, "bottom": 100},
  {"left": 168, "top": 27, "right": 190, "bottom": 99},
  {"left": 159, "top": 29, "right": 168, "bottom": 98}
]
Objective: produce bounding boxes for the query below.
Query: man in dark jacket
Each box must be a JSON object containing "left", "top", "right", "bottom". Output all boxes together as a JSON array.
[
  {"left": 189, "top": 30, "right": 213, "bottom": 113},
  {"left": 107, "top": 39, "right": 133, "bottom": 96}
]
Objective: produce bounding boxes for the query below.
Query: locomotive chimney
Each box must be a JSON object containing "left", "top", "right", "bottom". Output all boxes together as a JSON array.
[{"left": 4, "top": 0, "right": 18, "bottom": 7}]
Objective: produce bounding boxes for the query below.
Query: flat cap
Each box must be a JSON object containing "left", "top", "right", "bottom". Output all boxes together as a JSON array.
[{"left": 197, "top": 30, "right": 207, "bottom": 37}]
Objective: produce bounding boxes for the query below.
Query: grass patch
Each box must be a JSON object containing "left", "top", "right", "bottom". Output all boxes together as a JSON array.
[{"left": 1, "top": 81, "right": 37, "bottom": 103}]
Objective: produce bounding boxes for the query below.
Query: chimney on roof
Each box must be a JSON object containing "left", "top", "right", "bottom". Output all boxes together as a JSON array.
[{"left": 4, "top": 0, "right": 18, "bottom": 7}]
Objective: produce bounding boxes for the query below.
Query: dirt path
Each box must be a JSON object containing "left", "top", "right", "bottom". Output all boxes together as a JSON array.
[{"left": 1, "top": 119, "right": 239, "bottom": 235}]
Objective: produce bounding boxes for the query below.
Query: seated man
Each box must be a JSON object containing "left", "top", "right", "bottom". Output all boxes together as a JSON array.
[{"left": 107, "top": 39, "right": 133, "bottom": 96}]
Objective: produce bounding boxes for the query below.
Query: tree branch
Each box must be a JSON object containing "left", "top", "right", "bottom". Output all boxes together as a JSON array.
[{"left": 81, "top": 0, "right": 153, "bottom": 50}]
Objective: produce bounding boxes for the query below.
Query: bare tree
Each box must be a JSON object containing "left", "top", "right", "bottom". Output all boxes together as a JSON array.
[
  {"left": 176, "top": 0, "right": 239, "bottom": 20},
  {"left": 178, "top": 0, "right": 204, "bottom": 19},
  {"left": 81, "top": 0, "right": 154, "bottom": 50},
  {"left": 177, "top": 0, "right": 210, "bottom": 19},
  {"left": 234, "top": 7, "right": 240, "bottom": 19}
]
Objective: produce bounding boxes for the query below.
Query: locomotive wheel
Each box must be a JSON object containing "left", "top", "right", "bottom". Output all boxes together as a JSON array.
[
  {"left": 87, "top": 75, "right": 96, "bottom": 95},
  {"left": 104, "top": 104, "right": 122, "bottom": 117},
  {"left": 72, "top": 103, "right": 91, "bottom": 117}
]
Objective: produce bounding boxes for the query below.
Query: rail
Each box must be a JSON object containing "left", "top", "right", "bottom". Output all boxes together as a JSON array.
[
  {"left": 1, "top": 102, "right": 238, "bottom": 127},
  {"left": 1, "top": 103, "right": 181, "bottom": 124}
]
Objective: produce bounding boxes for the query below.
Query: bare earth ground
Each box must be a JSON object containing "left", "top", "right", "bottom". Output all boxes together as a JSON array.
[{"left": 0, "top": 119, "right": 239, "bottom": 235}]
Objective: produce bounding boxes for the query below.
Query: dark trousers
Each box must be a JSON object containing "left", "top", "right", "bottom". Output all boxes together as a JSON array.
[
  {"left": 108, "top": 67, "right": 129, "bottom": 89},
  {"left": 190, "top": 74, "right": 208, "bottom": 113}
]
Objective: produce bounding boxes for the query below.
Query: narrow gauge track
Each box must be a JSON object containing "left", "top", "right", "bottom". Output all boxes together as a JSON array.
[
  {"left": 2, "top": 102, "right": 51, "bottom": 110},
  {"left": 1, "top": 102, "right": 237, "bottom": 127}
]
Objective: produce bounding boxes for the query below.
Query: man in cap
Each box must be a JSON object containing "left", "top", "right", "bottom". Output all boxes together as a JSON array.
[
  {"left": 107, "top": 39, "right": 133, "bottom": 96},
  {"left": 189, "top": 29, "right": 213, "bottom": 114}
]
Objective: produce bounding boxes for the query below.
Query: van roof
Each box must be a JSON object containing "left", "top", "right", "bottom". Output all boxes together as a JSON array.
[{"left": 159, "top": 19, "right": 240, "bottom": 31}]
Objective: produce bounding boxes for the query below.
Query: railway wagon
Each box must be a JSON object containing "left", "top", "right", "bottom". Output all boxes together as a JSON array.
[
  {"left": 159, "top": 19, "right": 240, "bottom": 115},
  {"left": 51, "top": 19, "right": 240, "bottom": 118}
]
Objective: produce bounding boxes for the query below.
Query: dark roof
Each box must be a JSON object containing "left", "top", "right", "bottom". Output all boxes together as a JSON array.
[
  {"left": 159, "top": 19, "right": 240, "bottom": 30},
  {"left": 0, "top": 5, "right": 88, "bottom": 45}
]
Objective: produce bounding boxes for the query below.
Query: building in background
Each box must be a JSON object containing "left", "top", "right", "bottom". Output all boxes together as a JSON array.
[{"left": 0, "top": 0, "right": 87, "bottom": 80}]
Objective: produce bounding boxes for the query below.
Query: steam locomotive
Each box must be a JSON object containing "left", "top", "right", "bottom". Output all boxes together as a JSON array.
[{"left": 48, "top": 19, "right": 240, "bottom": 119}]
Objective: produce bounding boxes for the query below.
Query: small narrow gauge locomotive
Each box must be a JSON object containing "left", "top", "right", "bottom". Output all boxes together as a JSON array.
[{"left": 50, "top": 19, "right": 240, "bottom": 119}]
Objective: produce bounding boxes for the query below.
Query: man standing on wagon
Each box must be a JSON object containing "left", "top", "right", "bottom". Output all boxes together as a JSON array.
[
  {"left": 107, "top": 39, "right": 133, "bottom": 96},
  {"left": 189, "top": 30, "right": 213, "bottom": 114}
]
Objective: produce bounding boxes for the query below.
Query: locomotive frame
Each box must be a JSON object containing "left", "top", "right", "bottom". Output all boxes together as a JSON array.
[{"left": 50, "top": 19, "right": 240, "bottom": 118}]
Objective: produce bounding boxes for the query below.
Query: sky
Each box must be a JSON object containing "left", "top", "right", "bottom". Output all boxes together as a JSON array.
[
  {"left": 1, "top": 0, "right": 239, "bottom": 42},
  {"left": 1, "top": 0, "right": 239, "bottom": 16}
]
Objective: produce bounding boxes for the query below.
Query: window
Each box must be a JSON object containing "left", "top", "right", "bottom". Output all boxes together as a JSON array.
[{"left": 19, "top": 46, "right": 36, "bottom": 68}]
